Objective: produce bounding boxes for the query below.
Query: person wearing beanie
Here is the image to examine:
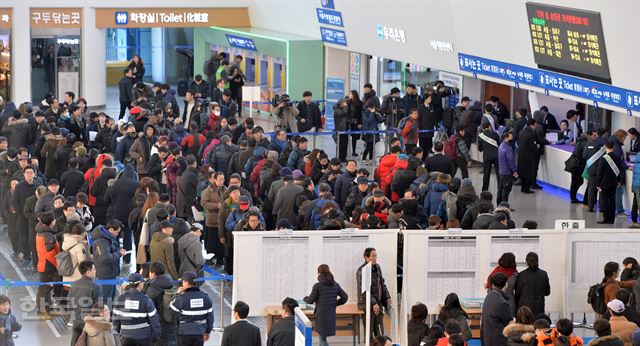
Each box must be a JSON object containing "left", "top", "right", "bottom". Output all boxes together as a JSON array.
[{"left": 276, "top": 218, "right": 293, "bottom": 230}]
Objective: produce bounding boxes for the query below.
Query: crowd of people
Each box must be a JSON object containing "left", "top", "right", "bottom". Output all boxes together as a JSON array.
[{"left": 0, "top": 60, "right": 638, "bottom": 346}]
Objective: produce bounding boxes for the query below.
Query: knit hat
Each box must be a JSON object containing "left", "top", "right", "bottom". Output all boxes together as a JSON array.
[
  {"left": 279, "top": 167, "right": 292, "bottom": 177},
  {"left": 292, "top": 169, "right": 304, "bottom": 180},
  {"left": 462, "top": 178, "right": 473, "bottom": 187},
  {"left": 128, "top": 273, "right": 145, "bottom": 285},
  {"left": 398, "top": 154, "right": 409, "bottom": 161},
  {"left": 239, "top": 195, "right": 250, "bottom": 211},
  {"left": 129, "top": 106, "right": 143, "bottom": 115},
  {"left": 276, "top": 218, "right": 293, "bottom": 230}
]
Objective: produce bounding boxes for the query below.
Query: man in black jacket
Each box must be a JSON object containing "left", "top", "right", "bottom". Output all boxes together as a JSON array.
[
  {"left": 145, "top": 261, "right": 177, "bottom": 345},
  {"left": 568, "top": 131, "right": 592, "bottom": 204},
  {"left": 12, "top": 165, "right": 38, "bottom": 260},
  {"left": 68, "top": 260, "right": 101, "bottom": 346},
  {"left": 417, "top": 91, "right": 436, "bottom": 155},
  {"left": 597, "top": 140, "right": 625, "bottom": 224},
  {"left": 334, "top": 160, "right": 358, "bottom": 208},
  {"left": 267, "top": 297, "right": 298, "bottom": 346},
  {"left": 296, "top": 91, "right": 322, "bottom": 132},
  {"left": 424, "top": 141, "right": 454, "bottom": 176},
  {"left": 221, "top": 301, "right": 261, "bottom": 346},
  {"left": 478, "top": 123, "right": 500, "bottom": 192},
  {"left": 356, "top": 247, "right": 391, "bottom": 340},
  {"left": 118, "top": 68, "right": 134, "bottom": 119}
]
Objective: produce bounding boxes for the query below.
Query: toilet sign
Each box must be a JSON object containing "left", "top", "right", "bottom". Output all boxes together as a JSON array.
[{"left": 554, "top": 219, "right": 585, "bottom": 230}]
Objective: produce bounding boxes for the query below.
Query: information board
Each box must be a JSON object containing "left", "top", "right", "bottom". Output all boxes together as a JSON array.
[
  {"left": 489, "top": 235, "right": 541, "bottom": 270},
  {"left": 324, "top": 78, "right": 345, "bottom": 132},
  {"left": 458, "top": 53, "right": 640, "bottom": 114},
  {"left": 525, "top": 2, "right": 610, "bottom": 83}
]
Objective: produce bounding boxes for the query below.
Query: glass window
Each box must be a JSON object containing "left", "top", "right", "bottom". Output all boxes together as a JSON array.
[{"left": 379, "top": 58, "right": 402, "bottom": 94}]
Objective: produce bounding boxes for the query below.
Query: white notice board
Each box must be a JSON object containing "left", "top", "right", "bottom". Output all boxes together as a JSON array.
[{"left": 233, "top": 230, "right": 398, "bottom": 316}]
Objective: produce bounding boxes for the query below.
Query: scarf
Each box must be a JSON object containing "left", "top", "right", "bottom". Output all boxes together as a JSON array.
[{"left": 0, "top": 312, "right": 14, "bottom": 332}]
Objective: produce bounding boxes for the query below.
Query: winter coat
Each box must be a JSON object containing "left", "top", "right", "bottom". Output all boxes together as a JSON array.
[
  {"left": 418, "top": 103, "right": 436, "bottom": 138},
  {"left": 297, "top": 101, "right": 322, "bottom": 131},
  {"left": 36, "top": 223, "right": 59, "bottom": 274},
  {"left": 1, "top": 117, "right": 32, "bottom": 148},
  {"left": 91, "top": 226, "right": 121, "bottom": 279},
  {"left": 588, "top": 335, "right": 624, "bottom": 346},
  {"left": 425, "top": 154, "right": 455, "bottom": 176},
  {"left": 481, "top": 288, "right": 511, "bottom": 346},
  {"left": 115, "top": 135, "right": 135, "bottom": 163},
  {"left": 473, "top": 213, "right": 495, "bottom": 229},
  {"left": 333, "top": 104, "right": 350, "bottom": 131},
  {"left": 211, "top": 143, "right": 237, "bottom": 174},
  {"left": 362, "top": 109, "right": 382, "bottom": 143},
  {"left": 499, "top": 141, "right": 517, "bottom": 176},
  {"left": 424, "top": 183, "right": 448, "bottom": 216},
  {"left": 478, "top": 129, "right": 500, "bottom": 161},
  {"left": 200, "top": 184, "right": 225, "bottom": 228},
  {"left": 41, "top": 134, "right": 63, "bottom": 179},
  {"left": 361, "top": 90, "right": 380, "bottom": 110},
  {"left": 356, "top": 262, "right": 390, "bottom": 311},
  {"left": 0, "top": 311, "right": 21, "bottom": 346},
  {"left": 90, "top": 168, "right": 117, "bottom": 225},
  {"left": 150, "top": 232, "right": 178, "bottom": 279},
  {"left": 377, "top": 154, "right": 398, "bottom": 193},
  {"left": 60, "top": 168, "right": 84, "bottom": 198},
  {"left": 517, "top": 126, "right": 538, "bottom": 180},
  {"left": 53, "top": 143, "right": 74, "bottom": 178},
  {"left": 176, "top": 167, "right": 199, "bottom": 219},
  {"left": 105, "top": 165, "right": 139, "bottom": 223},
  {"left": 515, "top": 267, "right": 550, "bottom": 316},
  {"left": 82, "top": 316, "right": 116, "bottom": 346},
  {"left": 303, "top": 275, "right": 348, "bottom": 336},
  {"left": 177, "top": 232, "right": 205, "bottom": 277},
  {"left": 609, "top": 315, "right": 637, "bottom": 346},
  {"left": 503, "top": 323, "right": 535, "bottom": 346},
  {"left": 129, "top": 127, "right": 157, "bottom": 175},
  {"left": 334, "top": 170, "right": 357, "bottom": 208},
  {"left": 273, "top": 183, "right": 303, "bottom": 227},
  {"left": 408, "top": 319, "right": 430, "bottom": 346},
  {"left": 61, "top": 233, "right": 89, "bottom": 284}
]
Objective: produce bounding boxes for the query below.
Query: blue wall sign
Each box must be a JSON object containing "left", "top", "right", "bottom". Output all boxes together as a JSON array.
[
  {"left": 320, "top": 27, "right": 347, "bottom": 46},
  {"left": 316, "top": 8, "right": 343, "bottom": 27},
  {"left": 458, "top": 53, "right": 640, "bottom": 114},
  {"left": 324, "top": 78, "right": 345, "bottom": 132},
  {"left": 115, "top": 11, "right": 128, "bottom": 25},
  {"left": 320, "top": 0, "right": 335, "bottom": 9},
  {"left": 225, "top": 34, "right": 257, "bottom": 51}
]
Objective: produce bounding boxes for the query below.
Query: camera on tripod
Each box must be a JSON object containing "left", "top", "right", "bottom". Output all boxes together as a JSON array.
[{"left": 271, "top": 93, "right": 295, "bottom": 107}]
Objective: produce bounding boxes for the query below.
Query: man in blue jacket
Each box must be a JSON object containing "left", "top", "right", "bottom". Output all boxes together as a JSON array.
[
  {"left": 170, "top": 271, "right": 214, "bottom": 345},
  {"left": 113, "top": 273, "right": 161, "bottom": 345},
  {"left": 91, "top": 219, "right": 125, "bottom": 305},
  {"left": 497, "top": 131, "right": 517, "bottom": 205}
]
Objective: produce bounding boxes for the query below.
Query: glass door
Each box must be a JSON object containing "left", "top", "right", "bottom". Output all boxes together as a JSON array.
[
  {"left": 31, "top": 37, "right": 56, "bottom": 104},
  {"left": 55, "top": 36, "right": 80, "bottom": 102},
  {"left": 0, "top": 31, "right": 10, "bottom": 101}
]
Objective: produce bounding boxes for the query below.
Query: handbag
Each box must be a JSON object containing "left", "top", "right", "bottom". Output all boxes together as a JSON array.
[
  {"left": 564, "top": 156, "right": 578, "bottom": 173},
  {"left": 136, "top": 210, "right": 150, "bottom": 264}
]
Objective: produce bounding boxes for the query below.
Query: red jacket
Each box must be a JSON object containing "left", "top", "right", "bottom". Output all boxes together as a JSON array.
[
  {"left": 485, "top": 266, "right": 518, "bottom": 288},
  {"left": 36, "top": 224, "right": 59, "bottom": 273},
  {"left": 376, "top": 154, "right": 398, "bottom": 195},
  {"left": 385, "top": 159, "right": 408, "bottom": 202},
  {"left": 401, "top": 117, "right": 419, "bottom": 145},
  {"left": 83, "top": 154, "right": 110, "bottom": 206}
]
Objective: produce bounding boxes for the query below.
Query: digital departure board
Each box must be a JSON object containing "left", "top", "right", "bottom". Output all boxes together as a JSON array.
[{"left": 525, "top": 2, "right": 611, "bottom": 84}]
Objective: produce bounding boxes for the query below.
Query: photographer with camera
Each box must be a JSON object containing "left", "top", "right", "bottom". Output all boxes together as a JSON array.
[
  {"left": 133, "top": 82, "right": 155, "bottom": 108},
  {"left": 297, "top": 91, "right": 322, "bottom": 132},
  {"left": 429, "top": 81, "right": 455, "bottom": 126},
  {"left": 381, "top": 87, "right": 405, "bottom": 129},
  {"left": 273, "top": 94, "right": 299, "bottom": 133}
]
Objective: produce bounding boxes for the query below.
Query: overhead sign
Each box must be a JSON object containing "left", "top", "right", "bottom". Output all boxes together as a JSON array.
[
  {"left": 226, "top": 34, "right": 257, "bottom": 51},
  {"left": 525, "top": 2, "right": 611, "bottom": 84},
  {"left": 30, "top": 8, "right": 82, "bottom": 28},
  {"left": 94, "top": 8, "right": 250, "bottom": 28},
  {"left": 0, "top": 8, "right": 12, "bottom": 29},
  {"left": 320, "top": 0, "right": 335, "bottom": 9},
  {"left": 554, "top": 219, "right": 586, "bottom": 230},
  {"left": 438, "top": 71, "right": 463, "bottom": 89},
  {"left": 320, "top": 27, "right": 347, "bottom": 46},
  {"left": 316, "top": 8, "right": 343, "bottom": 27},
  {"left": 324, "top": 78, "right": 344, "bottom": 132},
  {"left": 458, "top": 53, "right": 640, "bottom": 114},
  {"left": 377, "top": 24, "right": 406, "bottom": 43}
]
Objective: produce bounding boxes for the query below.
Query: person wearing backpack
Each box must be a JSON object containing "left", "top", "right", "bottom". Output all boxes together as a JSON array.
[
  {"left": 60, "top": 223, "right": 89, "bottom": 290},
  {"left": 145, "top": 261, "right": 177, "bottom": 346},
  {"left": 401, "top": 108, "right": 420, "bottom": 154},
  {"left": 68, "top": 260, "right": 101, "bottom": 346},
  {"left": 602, "top": 262, "right": 637, "bottom": 307},
  {"left": 177, "top": 223, "right": 206, "bottom": 278},
  {"left": 450, "top": 126, "right": 471, "bottom": 179}
]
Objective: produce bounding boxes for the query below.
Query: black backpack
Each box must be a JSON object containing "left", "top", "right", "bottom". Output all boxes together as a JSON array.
[{"left": 587, "top": 283, "right": 606, "bottom": 314}]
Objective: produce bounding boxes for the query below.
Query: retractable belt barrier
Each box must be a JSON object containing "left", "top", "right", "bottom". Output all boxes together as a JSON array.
[
  {"left": 264, "top": 128, "right": 436, "bottom": 136},
  {"left": 241, "top": 100, "right": 326, "bottom": 105},
  {"left": 0, "top": 265, "right": 232, "bottom": 288}
]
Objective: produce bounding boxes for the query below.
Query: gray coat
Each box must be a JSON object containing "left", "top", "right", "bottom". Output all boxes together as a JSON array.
[
  {"left": 177, "top": 232, "right": 205, "bottom": 277},
  {"left": 481, "top": 288, "right": 511, "bottom": 346},
  {"left": 273, "top": 182, "right": 303, "bottom": 225}
]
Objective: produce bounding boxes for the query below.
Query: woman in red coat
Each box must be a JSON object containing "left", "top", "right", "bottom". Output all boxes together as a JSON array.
[{"left": 486, "top": 252, "right": 518, "bottom": 289}]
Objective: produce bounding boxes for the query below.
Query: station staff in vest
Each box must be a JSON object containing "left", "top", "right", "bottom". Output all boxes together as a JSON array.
[
  {"left": 478, "top": 122, "right": 501, "bottom": 192},
  {"left": 112, "top": 273, "right": 161, "bottom": 345},
  {"left": 170, "top": 271, "right": 214, "bottom": 345},
  {"left": 596, "top": 140, "right": 625, "bottom": 224}
]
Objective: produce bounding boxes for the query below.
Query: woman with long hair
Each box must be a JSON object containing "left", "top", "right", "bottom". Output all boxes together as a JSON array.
[
  {"left": 514, "top": 252, "right": 550, "bottom": 316},
  {"left": 621, "top": 257, "right": 640, "bottom": 281},
  {"left": 503, "top": 306, "right": 535, "bottom": 346},
  {"left": 600, "top": 261, "right": 637, "bottom": 305},
  {"left": 303, "top": 264, "right": 348, "bottom": 346},
  {"left": 347, "top": 90, "right": 363, "bottom": 157},
  {"left": 437, "top": 292, "right": 472, "bottom": 340},
  {"left": 128, "top": 55, "right": 145, "bottom": 84}
]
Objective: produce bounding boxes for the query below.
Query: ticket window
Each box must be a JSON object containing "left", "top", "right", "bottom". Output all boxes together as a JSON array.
[
  {"left": 245, "top": 56, "right": 255, "bottom": 84},
  {"left": 0, "top": 32, "right": 10, "bottom": 101},
  {"left": 260, "top": 59, "right": 268, "bottom": 87}
]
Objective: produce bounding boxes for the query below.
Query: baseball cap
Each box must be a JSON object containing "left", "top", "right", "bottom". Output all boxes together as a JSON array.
[
  {"left": 239, "top": 195, "right": 250, "bottom": 211},
  {"left": 607, "top": 299, "right": 625, "bottom": 313},
  {"left": 190, "top": 223, "right": 204, "bottom": 232},
  {"left": 18, "top": 155, "right": 29, "bottom": 161},
  {"left": 373, "top": 189, "right": 384, "bottom": 197},
  {"left": 461, "top": 96, "right": 471, "bottom": 103},
  {"left": 181, "top": 271, "right": 198, "bottom": 284},
  {"left": 129, "top": 106, "right": 142, "bottom": 115},
  {"left": 128, "top": 273, "right": 145, "bottom": 285},
  {"left": 47, "top": 179, "right": 59, "bottom": 186}
]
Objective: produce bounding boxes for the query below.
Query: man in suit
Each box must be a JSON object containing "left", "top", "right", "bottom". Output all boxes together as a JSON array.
[
  {"left": 424, "top": 141, "right": 454, "bottom": 175},
  {"left": 478, "top": 122, "right": 501, "bottom": 192},
  {"left": 267, "top": 297, "right": 298, "bottom": 346},
  {"left": 221, "top": 301, "right": 261, "bottom": 346},
  {"left": 597, "top": 140, "right": 625, "bottom": 224}
]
